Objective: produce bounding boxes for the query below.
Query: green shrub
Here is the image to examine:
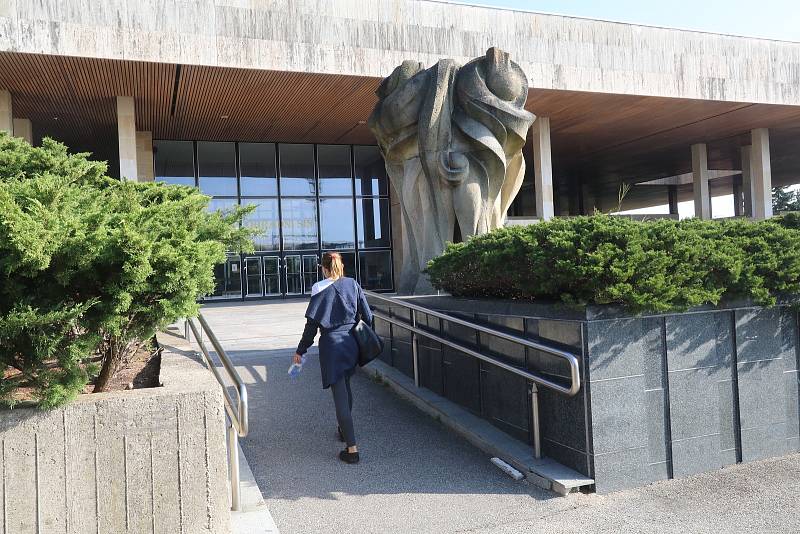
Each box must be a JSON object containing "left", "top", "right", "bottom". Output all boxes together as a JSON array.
[
  {"left": 426, "top": 214, "right": 800, "bottom": 312},
  {"left": 0, "top": 133, "right": 253, "bottom": 407}
]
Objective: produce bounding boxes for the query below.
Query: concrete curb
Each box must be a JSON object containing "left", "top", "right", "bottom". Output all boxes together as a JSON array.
[
  {"left": 232, "top": 443, "right": 281, "bottom": 534},
  {"left": 365, "top": 359, "right": 594, "bottom": 495}
]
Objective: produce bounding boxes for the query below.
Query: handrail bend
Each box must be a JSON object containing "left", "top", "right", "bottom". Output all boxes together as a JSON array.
[
  {"left": 184, "top": 312, "right": 248, "bottom": 511},
  {"left": 365, "top": 292, "right": 580, "bottom": 396}
]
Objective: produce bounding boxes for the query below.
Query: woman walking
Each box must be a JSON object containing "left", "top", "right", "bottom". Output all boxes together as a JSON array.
[{"left": 293, "top": 252, "right": 373, "bottom": 464}]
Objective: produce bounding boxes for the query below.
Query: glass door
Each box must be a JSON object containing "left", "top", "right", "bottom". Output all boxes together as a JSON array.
[
  {"left": 284, "top": 255, "right": 303, "bottom": 295},
  {"left": 263, "top": 256, "right": 281, "bottom": 296},
  {"left": 208, "top": 255, "right": 242, "bottom": 299},
  {"left": 282, "top": 253, "right": 320, "bottom": 296},
  {"left": 244, "top": 257, "right": 263, "bottom": 297},
  {"left": 303, "top": 254, "right": 319, "bottom": 294}
]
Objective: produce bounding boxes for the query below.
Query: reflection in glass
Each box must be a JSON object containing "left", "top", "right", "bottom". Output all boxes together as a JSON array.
[
  {"left": 354, "top": 145, "right": 388, "bottom": 196},
  {"left": 359, "top": 251, "right": 393, "bottom": 290},
  {"left": 318, "top": 145, "right": 352, "bottom": 196},
  {"left": 356, "top": 198, "right": 391, "bottom": 248},
  {"left": 281, "top": 198, "right": 318, "bottom": 250},
  {"left": 279, "top": 144, "right": 315, "bottom": 196},
  {"left": 320, "top": 198, "right": 355, "bottom": 249},
  {"left": 154, "top": 140, "right": 195, "bottom": 187},
  {"left": 242, "top": 198, "right": 280, "bottom": 251},
  {"left": 207, "top": 198, "right": 239, "bottom": 213},
  {"left": 240, "top": 143, "right": 278, "bottom": 196},
  {"left": 198, "top": 142, "right": 237, "bottom": 196}
]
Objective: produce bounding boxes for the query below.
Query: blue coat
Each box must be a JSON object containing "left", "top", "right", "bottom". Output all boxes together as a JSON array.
[{"left": 296, "top": 277, "right": 373, "bottom": 388}]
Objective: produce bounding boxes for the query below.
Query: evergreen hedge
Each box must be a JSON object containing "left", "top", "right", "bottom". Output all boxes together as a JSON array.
[
  {"left": 426, "top": 214, "right": 800, "bottom": 312},
  {"left": 0, "top": 134, "right": 253, "bottom": 408}
]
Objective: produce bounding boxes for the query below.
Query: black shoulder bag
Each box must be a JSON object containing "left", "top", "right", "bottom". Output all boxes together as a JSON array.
[{"left": 352, "top": 319, "right": 383, "bottom": 367}]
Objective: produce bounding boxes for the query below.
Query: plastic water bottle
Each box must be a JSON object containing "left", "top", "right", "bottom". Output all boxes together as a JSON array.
[{"left": 288, "top": 355, "right": 307, "bottom": 379}]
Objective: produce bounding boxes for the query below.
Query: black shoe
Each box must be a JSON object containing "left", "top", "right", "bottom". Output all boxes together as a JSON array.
[
  {"left": 337, "top": 426, "right": 345, "bottom": 442},
  {"left": 339, "top": 449, "right": 360, "bottom": 464}
]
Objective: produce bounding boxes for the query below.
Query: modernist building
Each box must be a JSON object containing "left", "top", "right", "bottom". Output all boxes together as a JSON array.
[{"left": 1, "top": 0, "right": 799, "bottom": 299}]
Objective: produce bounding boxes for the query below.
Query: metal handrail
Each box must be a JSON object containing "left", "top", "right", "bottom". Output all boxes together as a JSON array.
[
  {"left": 365, "top": 291, "right": 581, "bottom": 459},
  {"left": 184, "top": 313, "right": 249, "bottom": 512}
]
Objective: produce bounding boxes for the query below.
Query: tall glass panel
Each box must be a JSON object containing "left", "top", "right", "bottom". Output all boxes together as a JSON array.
[
  {"left": 240, "top": 143, "right": 278, "bottom": 196},
  {"left": 356, "top": 198, "right": 391, "bottom": 248},
  {"left": 208, "top": 198, "right": 239, "bottom": 213},
  {"left": 318, "top": 145, "right": 352, "bottom": 196},
  {"left": 359, "top": 251, "right": 393, "bottom": 290},
  {"left": 154, "top": 140, "right": 195, "bottom": 187},
  {"left": 241, "top": 198, "right": 280, "bottom": 251},
  {"left": 320, "top": 198, "right": 355, "bottom": 249},
  {"left": 279, "top": 144, "right": 315, "bottom": 196},
  {"left": 198, "top": 142, "right": 237, "bottom": 196},
  {"left": 354, "top": 145, "right": 388, "bottom": 196},
  {"left": 281, "top": 198, "right": 318, "bottom": 250}
]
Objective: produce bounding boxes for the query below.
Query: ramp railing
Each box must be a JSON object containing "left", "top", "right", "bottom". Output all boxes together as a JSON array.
[
  {"left": 184, "top": 313, "right": 249, "bottom": 511},
  {"left": 365, "top": 292, "right": 580, "bottom": 459}
]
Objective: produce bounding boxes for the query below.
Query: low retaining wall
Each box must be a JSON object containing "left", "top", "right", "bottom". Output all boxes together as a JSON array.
[
  {"left": 0, "top": 336, "right": 231, "bottom": 534},
  {"left": 369, "top": 294, "right": 800, "bottom": 493}
]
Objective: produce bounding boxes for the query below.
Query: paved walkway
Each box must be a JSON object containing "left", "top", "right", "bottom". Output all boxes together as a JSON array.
[{"left": 200, "top": 299, "right": 800, "bottom": 534}]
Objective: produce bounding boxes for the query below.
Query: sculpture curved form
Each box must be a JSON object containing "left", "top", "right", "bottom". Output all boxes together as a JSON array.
[{"left": 369, "top": 48, "right": 535, "bottom": 294}]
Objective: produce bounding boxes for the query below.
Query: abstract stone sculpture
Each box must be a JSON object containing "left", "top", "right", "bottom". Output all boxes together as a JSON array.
[{"left": 369, "top": 47, "right": 535, "bottom": 294}]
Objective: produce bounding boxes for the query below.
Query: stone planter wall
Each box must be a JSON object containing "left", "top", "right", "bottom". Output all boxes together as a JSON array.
[
  {"left": 369, "top": 295, "right": 800, "bottom": 493},
  {"left": 0, "top": 337, "right": 231, "bottom": 534}
]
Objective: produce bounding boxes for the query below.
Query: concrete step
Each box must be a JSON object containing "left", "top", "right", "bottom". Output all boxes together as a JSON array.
[{"left": 366, "top": 359, "right": 594, "bottom": 495}]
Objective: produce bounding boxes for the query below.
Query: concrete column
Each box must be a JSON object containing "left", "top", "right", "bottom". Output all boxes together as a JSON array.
[
  {"left": 117, "top": 96, "right": 138, "bottom": 181},
  {"left": 0, "top": 90, "right": 12, "bottom": 135},
  {"left": 750, "top": 128, "right": 773, "bottom": 220},
  {"left": 532, "top": 117, "right": 554, "bottom": 220},
  {"left": 136, "top": 131, "right": 154, "bottom": 182},
  {"left": 692, "top": 143, "right": 711, "bottom": 219},
  {"left": 13, "top": 118, "right": 32, "bottom": 144},
  {"left": 741, "top": 145, "right": 753, "bottom": 217},
  {"left": 668, "top": 185, "right": 679, "bottom": 215}
]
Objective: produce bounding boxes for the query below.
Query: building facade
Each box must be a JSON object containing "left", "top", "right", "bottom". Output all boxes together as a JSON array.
[{"left": 1, "top": 0, "right": 800, "bottom": 297}]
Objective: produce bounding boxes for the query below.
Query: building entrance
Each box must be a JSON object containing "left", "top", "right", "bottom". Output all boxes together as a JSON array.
[
  {"left": 217, "top": 253, "right": 320, "bottom": 299},
  {"left": 155, "top": 140, "right": 395, "bottom": 300}
]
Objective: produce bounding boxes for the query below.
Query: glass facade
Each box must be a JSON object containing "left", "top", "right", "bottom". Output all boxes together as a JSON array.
[{"left": 154, "top": 140, "right": 393, "bottom": 299}]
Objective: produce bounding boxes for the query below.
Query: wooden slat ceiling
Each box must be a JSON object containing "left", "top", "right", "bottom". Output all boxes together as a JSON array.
[{"left": 0, "top": 51, "right": 798, "bottom": 188}]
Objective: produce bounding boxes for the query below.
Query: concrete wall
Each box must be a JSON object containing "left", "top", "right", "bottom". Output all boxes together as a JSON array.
[
  {"left": 1, "top": 1, "right": 800, "bottom": 105},
  {"left": 0, "top": 343, "right": 231, "bottom": 534}
]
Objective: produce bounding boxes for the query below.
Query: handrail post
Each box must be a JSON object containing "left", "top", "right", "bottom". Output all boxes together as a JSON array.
[
  {"left": 228, "top": 420, "right": 241, "bottom": 511},
  {"left": 411, "top": 309, "right": 420, "bottom": 387},
  {"left": 185, "top": 315, "right": 248, "bottom": 512},
  {"left": 184, "top": 318, "right": 190, "bottom": 341},
  {"left": 531, "top": 382, "right": 541, "bottom": 459}
]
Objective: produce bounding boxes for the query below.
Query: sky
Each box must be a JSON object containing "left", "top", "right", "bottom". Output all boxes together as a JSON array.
[{"left": 448, "top": 0, "right": 800, "bottom": 42}]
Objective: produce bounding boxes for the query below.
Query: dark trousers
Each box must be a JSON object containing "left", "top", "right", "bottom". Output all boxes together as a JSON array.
[{"left": 331, "top": 375, "right": 355, "bottom": 447}]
